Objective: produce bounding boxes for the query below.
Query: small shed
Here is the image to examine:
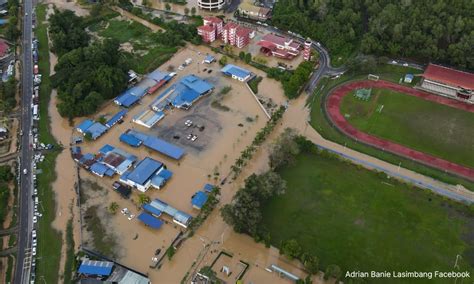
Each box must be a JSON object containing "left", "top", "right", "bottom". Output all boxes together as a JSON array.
[{"left": 191, "top": 191, "right": 209, "bottom": 210}]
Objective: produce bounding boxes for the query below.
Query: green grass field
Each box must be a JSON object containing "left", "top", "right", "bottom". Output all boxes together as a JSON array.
[
  {"left": 262, "top": 152, "right": 474, "bottom": 282},
  {"left": 340, "top": 88, "right": 474, "bottom": 168}
]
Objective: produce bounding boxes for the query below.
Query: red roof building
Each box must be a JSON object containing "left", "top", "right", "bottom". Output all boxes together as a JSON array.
[
  {"left": 222, "top": 23, "right": 252, "bottom": 48},
  {"left": 257, "top": 34, "right": 301, "bottom": 59},
  {"left": 420, "top": 64, "right": 474, "bottom": 104},
  {"left": 197, "top": 17, "right": 223, "bottom": 43},
  {"left": 0, "top": 40, "right": 9, "bottom": 58}
]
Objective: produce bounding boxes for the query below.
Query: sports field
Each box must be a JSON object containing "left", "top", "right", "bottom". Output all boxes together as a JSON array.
[
  {"left": 261, "top": 152, "right": 474, "bottom": 282},
  {"left": 340, "top": 88, "right": 474, "bottom": 169}
]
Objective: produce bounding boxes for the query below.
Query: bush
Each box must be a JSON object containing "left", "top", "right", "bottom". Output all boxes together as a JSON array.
[{"left": 280, "top": 239, "right": 302, "bottom": 259}]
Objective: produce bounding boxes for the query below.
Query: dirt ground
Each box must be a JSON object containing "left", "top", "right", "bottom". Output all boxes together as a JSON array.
[{"left": 44, "top": 0, "right": 90, "bottom": 17}]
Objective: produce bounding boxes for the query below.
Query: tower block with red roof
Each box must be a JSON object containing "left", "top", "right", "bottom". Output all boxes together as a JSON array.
[{"left": 303, "top": 38, "right": 312, "bottom": 61}]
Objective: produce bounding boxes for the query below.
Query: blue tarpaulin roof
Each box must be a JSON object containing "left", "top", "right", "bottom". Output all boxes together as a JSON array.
[
  {"left": 125, "top": 157, "right": 162, "bottom": 185},
  {"left": 76, "top": 119, "right": 94, "bottom": 133},
  {"left": 192, "top": 191, "right": 208, "bottom": 209},
  {"left": 120, "top": 133, "right": 142, "bottom": 147},
  {"left": 158, "top": 169, "right": 173, "bottom": 181},
  {"left": 78, "top": 260, "right": 114, "bottom": 276},
  {"left": 221, "top": 64, "right": 251, "bottom": 80},
  {"left": 138, "top": 212, "right": 163, "bottom": 229},
  {"left": 99, "top": 144, "right": 115, "bottom": 155},
  {"left": 143, "top": 204, "right": 162, "bottom": 217},
  {"left": 105, "top": 110, "right": 127, "bottom": 128},
  {"left": 143, "top": 136, "right": 185, "bottom": 160}
]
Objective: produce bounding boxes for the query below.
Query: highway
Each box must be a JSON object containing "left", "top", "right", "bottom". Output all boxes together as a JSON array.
[{"left": 15, "top": 0, "right": 35, "bottom": 282}]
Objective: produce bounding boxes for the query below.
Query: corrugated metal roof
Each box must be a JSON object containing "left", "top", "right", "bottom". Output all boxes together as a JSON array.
[
  {"left": 120, "top": 133, "right": 143, "bottom": 147},
  {"left": 125, "top": 157, "right": 162, "bottom": 185},
  {"left": 78, "top": 260, "right": 114, "bottom": 276},
  {"left": 105, "top": 110, "right": 128, "bottom": 128},
  {"left": 138, "top": 212, "right": 163, "bottom": 229},
  {"left": 157, "top": 169, "right": 173, "bottom": 181},
  {"left": 76, "top": 119, "right": 94, "bottom": 133},
  {"left": 221, "top": 64, "right": 251, "bottom": 79},
  {"left": 143, "top": 204, "right": 162, "bottom": 217},
  {"left": 148, "top": 199, "right": 192, "bottom": 227},
  {"left": 86, "top": 123, "right": 108, "bottom": 140},
  {"left": 191, "top": 191, "right": 208, "bottom": 209},
  {"left": 143, "top": 136, "right": 185, "bottom": 160},
  {"left": 99, "top": 144, "right": 115, "bottom": 155}
]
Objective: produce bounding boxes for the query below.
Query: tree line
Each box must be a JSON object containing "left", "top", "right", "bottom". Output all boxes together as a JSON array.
[{"left": 271, "top": 0, "right": 474, "bottom": 70}]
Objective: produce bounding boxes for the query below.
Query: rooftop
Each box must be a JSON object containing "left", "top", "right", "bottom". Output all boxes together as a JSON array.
[
  {"left": 123, "top": 157, "right": 163, "bottom": 186},
  {"left": 78, "top": 260, "right": 114, "bottom": 276},
  {"left": 423, "top": 63, "right": 474, "bottom": 89},
  {"left": 105, "top": 109, "right": 127, "bottom": 128},
  {"left": 191, "top": 191, "right": 209, "bottom": 209},
  {"left": 137, "top": 212, "right": 163, "bottom": 229},
  {"left": 76, "top": 119, "right": 95, "bottom": 133},
  {"left": 221, "top": 64, "right": 251, "bottom": 79},
  {"left": 86, "top": 122, "right": 108, "bottom": 140}
]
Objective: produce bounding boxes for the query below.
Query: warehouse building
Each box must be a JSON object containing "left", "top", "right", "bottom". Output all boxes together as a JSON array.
[
  {"left": 120, "top": 157, "right": 165, "bottom": 192},
  {"left": 221, "top": 64, "right": 252, "bottom": 81}
]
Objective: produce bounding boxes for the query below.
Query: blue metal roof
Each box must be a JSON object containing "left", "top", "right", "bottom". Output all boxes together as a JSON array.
[
  {"left": 138, "top": 212, "right": 163, "bottom": 229},
  {"left": 78, "top": 260, "right": 114, "bottom": 276},
  {"left": 147, "top": 70, "right": 168, "bottom": 82},
  {"left": 158, "top": 169, "right": 173, "bottom": 181},
  {"left": 71, "top": 146, "right": 81, "bottom": 155},
  {"left": 143, "top": 136, "right": 185, "bottom": 160},
  {"left": 203, "top": 183, "right": 214, "bottom": 193},
  {"left": 120, "top": 133, "right": 142, "bottom": 147},
  {"left": 149, "top": 199, "right": 192, "bottom": 227},
  {"left": 105, "top": 109, "right": 127, "bottom": 128},
  {"left": 151, "top": 175, "right": 165, "bottom": 188},
  {"left": 99, "top": 144, "right": 115, "bottom": 155},
  {"left": 221, "top": 64, "right": 251, "bottom": 80},
  {"left": 90, "top": 162, "right": 111, "bottom": 177},
  {"left": 204, "top": 55, "right": 215, "bottom": 62},
  {"left": 86, "top": 123, "right": 108, "bottom": 140},
  {"left": 76, "top": 119, "right": 94, "bottom": 133},
  {"left": 125, "top": 157, "right": 163, "bottom": 185},
  {"left": 181, "top": 75, "right": 214, "bottom": 94},
  {"left": 143, "top": 204, "right": 162, "bottom": 217},
  {"left": 115, "top": 93, "right": 140, "bottom": 107},
  {"left": 191, "top": 191, "right": 208, "bottom": 209}
]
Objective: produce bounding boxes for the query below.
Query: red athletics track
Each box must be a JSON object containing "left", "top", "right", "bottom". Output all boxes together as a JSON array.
[{"left": 325, "top": 80, "right": 474, "bottom": 181}]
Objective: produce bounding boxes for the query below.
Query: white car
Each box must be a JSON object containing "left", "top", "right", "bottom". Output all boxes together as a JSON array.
[
  {"left": 33, "top": 216, "right": 37, "bottom": 223},
  {"left": 32, "top": 230, "right": 36, "bottom": 239},
  {"left": 403, "top": 63, "right": 409, "bottom": 67},
  {"left": 32, "top": 239, "right": 37, "bottom": 247},
  {"left": 121, "top": 208, "right": 129, "bottom": 214},
  {"left": 23, "top": 169, "right": 28, "bottom": 175},
  {"left": 128, "top": 214, "right": 135, "bottom": 221},
  {"left": 191, "top": 135, "right": 198, "bottom": 142},
  {"left": 32, "top": 247, "right": 36, "bottom": 256}
]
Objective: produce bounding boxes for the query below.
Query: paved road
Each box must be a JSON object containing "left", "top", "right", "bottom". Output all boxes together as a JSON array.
[{"left": 15, "top": 0, "right": 34, "bottom": 282}]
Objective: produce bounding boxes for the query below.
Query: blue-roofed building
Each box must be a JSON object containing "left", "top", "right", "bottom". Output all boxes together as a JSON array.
[
  {"left": 150, "top": 75, "right": 214, "bottom": 111},
  {"left": 191, "top": 191, "right": 209, "bottom": 210},
  {"left": 221, "top": 64, "right": 252, "bottom": 81},
  {"left": 404, "top": 73, "right": 414, "bottom": 83},
  {"left": 114, "top": 93, "right": 140, "bottom": 108},
  {"left": 90, "top": 162, "right": 112, "bottom": 177},
  {"left": 120, "top": 132, "right": 143, "bottom": 147},
  {"left": 143, "top": 136, "right": 185, "bottom": 160},
  {"left": 157, "top": 169, "right": 173, "bottom": 181},
  {"left": 78, "top": 153, "right": 96, "bottom": 169},
  {"left": 147, "top": 69, "right": 168, "bottom": 82},
  {"left": 148, "top": 199, "right": 192, "bottom": 228},
  {"left": 99, "top": 144, "right": 115, "bottom": 155},
  {"left": 143, "top": 204, "right": 162, "bottom": 217},
  {"left": 76, "top": 119, "right": 95, "bottom": 134},
  {"left": 137, "top": 212, "right": 164, "bottom": 229},
  {"left": 204, "top": 55, "right": 215, "bottom": 64},
  {"left": 120, "top": 157, "right": 163, "bottom": 192},
  {"left": 105, "top": 110, "right": 127, "bottom": 128},
  {"left": 78, "top": 260, "right": 114, "bottom": 277},
  {"left": 101, "top": 146, "right": 137, "bottom": 175},
  {"left": 203, "top": 183, "right": 214, "bottom": 193},
  {"left": 85, "top": 123, "right": 108, "bottom": 140},
  {"left": 151, "top": 175, "right": 166, "bottom": 189}
]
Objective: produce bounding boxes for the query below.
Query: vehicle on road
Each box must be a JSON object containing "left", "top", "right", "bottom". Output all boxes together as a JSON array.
[
  {"left": 32, "top": 216, "right": 37, "bottom": 223},
  {"left": 23, "top": 168, "right": 28, "bottom": 175}
]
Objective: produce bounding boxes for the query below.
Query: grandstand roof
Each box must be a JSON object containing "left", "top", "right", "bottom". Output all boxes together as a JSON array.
[
  {"left": 423, "top": 64, "right": 474, "bottom": 89},
  {"left": 124, "top": 157, "right": 163, "bottom": 186},
  {"left": 143, "top": 136, "right": 185, "bottom": 160},
  {"left": 138, "top": 212, "right": 163, "bottom": 229},
  {"left": 78, "top": 260, "right": 114, "bottom": 276},
  {"left": 191, "top": 191, "right": 208, "bottom": 209}
]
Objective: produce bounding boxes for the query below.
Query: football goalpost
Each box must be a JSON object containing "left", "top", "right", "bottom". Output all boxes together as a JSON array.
[{"left": 368, "top": 74, "right": 379, "bottom": 81}]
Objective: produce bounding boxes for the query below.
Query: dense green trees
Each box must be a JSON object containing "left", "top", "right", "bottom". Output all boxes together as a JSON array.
[
  {"left": 221, "top": 172, "right": 286, "bottom": 237},
  {"left": 0, "top": 78, "right": 17, "bottom": 112},
  {"left": 52, "top": 39, "right": 128, "bottom": 118},
  {"left": 269, "top": 128, "right": 300, "bottom": 170},
  {"left": 0, "top": 165, "right": 13, "bottom": 225},
  {"left": 267, "top": 61, "right": 314, "bottom": 98},
  {"left": 272, "top": 0, "right": 474, "bottom": 69},
  {"left": 49, "top": 9, "right": 90, "bottom": 56}
]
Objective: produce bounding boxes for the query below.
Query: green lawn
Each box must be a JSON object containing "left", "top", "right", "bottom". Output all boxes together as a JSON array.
[
  {"left": 99, "top": 19, "right": 153, "bottom": 44},
  {"left": 262, "top": 152, "right": 474, "bottom": 282},
  {"left": 309, "top": 64, "right": 474, "bottom": 190},
  {"left": 340, "top": 88, "right": 474, "bottom": 168}
]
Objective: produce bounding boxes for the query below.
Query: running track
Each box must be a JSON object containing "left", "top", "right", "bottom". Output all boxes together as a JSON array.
[{"left": 325, "top": 80, "right": 474, "bottom": 181}]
